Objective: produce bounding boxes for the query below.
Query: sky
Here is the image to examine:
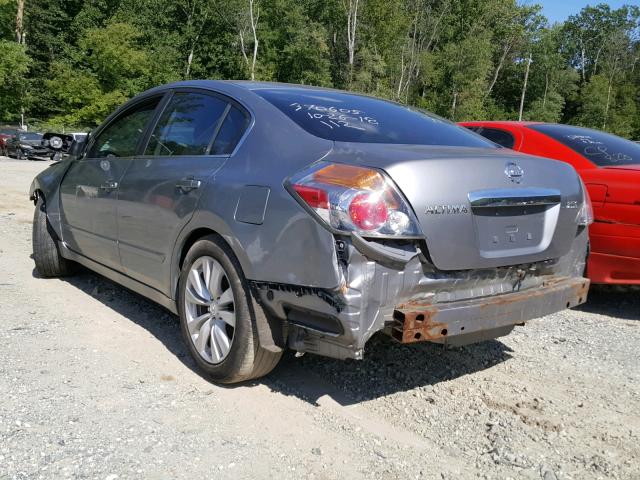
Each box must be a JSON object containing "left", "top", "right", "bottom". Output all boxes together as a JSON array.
[{"left": 524, "top": 0, "right": 634, "bottom": 23}]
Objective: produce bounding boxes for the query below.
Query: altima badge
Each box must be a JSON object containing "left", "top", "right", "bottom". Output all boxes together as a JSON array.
[
  {"left": 505, "top": 162, "right": 524, "bottom": 183},
  {"left": 425, "top": 204, "right": 469, "bottom": 215}
]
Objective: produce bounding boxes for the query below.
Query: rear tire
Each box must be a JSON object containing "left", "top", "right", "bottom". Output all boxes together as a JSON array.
[
  {"left": 178, "top": 235, "right": 282, "bottom": 384},
  {"left": 32, "top": 197, "right": 76, "bottom": 277}
]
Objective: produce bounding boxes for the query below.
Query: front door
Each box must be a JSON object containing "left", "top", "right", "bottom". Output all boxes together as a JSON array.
[
  {"left": 59, "top": 96, "right": 162, "bottom": 270},
  {"left": 116, "top": 90, "right": 249, "bottom": 295}
]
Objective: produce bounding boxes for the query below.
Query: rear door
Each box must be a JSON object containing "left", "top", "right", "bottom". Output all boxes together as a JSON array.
[
  {"left": 116, "top": 89, "right": 250, "bottom": 295},
  {"left": 59, "top": 96, "right": 163, "bottom": 270}
]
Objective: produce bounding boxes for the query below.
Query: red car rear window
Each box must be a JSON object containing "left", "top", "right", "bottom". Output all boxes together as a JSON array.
[{"left": 529, "top": 124, "right": 640, "bottom": 167}]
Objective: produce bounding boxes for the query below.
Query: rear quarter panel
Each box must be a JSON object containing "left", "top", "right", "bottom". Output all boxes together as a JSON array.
[{"left": 170, "top": 84, "right": 338, "bottom": 300}]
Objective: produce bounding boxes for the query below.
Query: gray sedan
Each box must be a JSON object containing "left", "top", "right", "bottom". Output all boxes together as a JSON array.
[{"left": 30, "top": 81, "right": 592, "bottom": 383}]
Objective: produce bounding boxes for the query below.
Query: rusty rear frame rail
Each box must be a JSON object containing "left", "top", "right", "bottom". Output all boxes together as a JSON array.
[{"left": 392, "top": 276, "right": 590, "bottom": 344}]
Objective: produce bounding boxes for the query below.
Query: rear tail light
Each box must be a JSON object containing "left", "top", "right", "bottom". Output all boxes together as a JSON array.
[
  {"left": 287, "top": 162, "right": 422, "bottom": 237},
  {"left": 577, "top": 179, "right": 594, "bottom": 226}
]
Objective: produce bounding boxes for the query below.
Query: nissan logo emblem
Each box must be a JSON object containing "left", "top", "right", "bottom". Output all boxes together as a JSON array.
[{"left": 505, "top": 162, "right": 524, "bottom": 183}]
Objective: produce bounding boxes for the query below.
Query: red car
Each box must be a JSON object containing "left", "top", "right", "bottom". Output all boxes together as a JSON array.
[
  {"left": 0, "top": 127, "right": 17, "bottom": 156},
  {"left": 460, "top": 121, "right": 640, "bottom": 285}
]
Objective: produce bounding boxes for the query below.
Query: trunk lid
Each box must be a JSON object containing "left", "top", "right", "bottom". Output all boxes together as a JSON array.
[
  {"left": 603, "top": 164, "right": 640, "bottom": 172},
  {"left": 330, "top": 143, "right": 584, "bottom": 270}
]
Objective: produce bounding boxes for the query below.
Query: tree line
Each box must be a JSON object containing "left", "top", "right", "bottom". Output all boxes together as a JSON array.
[{"left": 0, "top": 0, "right": 639, "bottom": 139}]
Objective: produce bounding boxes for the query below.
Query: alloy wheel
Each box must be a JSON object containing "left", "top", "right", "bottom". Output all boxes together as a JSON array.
[{"left": 184, "top": 256, "right": 236, "bottom": 364}]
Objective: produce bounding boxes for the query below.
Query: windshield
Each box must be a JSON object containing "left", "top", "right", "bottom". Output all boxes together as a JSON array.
[
  {"left": 19, "top": 132, "right": 43, "bottom": 141},
  {"left": 255, "top": 88, "right": 496, "bottom": 148},
  {"left": 529, "top": 124, "right": 640, "bottom": 167}
]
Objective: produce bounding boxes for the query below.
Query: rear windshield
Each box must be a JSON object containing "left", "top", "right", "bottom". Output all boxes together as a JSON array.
[
  {"left": 255, "top": 89, "right": 495, "bottom": 147},
  {"left": 529, "top": 124, "right": 640, "bottom": 167}
]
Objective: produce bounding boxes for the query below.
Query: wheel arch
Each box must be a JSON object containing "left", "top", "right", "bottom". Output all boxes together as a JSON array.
[
  {"left": 172, "top": 224, "right": 286, "bottom": 357},
  {"left": 28, "top": 160, "right": 75, "bottom": 240},
  {"left": 171, "top": 223, "right": 253, "bottom": 302}
]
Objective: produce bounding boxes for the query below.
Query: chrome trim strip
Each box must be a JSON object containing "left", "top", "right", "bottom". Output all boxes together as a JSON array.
[{"left": 468, "top": 188, "right": 561, "bottom": 208}]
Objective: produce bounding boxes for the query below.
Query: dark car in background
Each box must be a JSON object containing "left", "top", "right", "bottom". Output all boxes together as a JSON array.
[
  {"left": 42, "top": 132, "right": 89, "bottom": 161},
  {"left": 5, "top": 131, "right": 48, "bottom": 160},
  {"left": 462, "top": 121, "right": 640, "bottom": 285},
  {"left": 30, "top": 81, "right": 591, "bottom": 384}
]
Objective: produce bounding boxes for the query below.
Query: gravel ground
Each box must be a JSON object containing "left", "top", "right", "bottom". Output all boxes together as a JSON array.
[{"left": 0, "top": 157, "right": 638, "bottom": 480}]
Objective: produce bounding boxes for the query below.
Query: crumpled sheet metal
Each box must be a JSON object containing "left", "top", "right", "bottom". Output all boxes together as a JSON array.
[
  {"left": 338, "top": 228, "right": 588, "bottom": 346},
  {"left": 270, "top": 229, "right": 589, "bottom": 359}
]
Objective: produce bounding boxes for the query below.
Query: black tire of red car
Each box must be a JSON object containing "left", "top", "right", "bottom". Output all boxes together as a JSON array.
[
  {"left": 32, "top": 197, "right": 77, "bottom": 278},
  {"left": 177, "top": 235, "right": 282, "bottom": 384}
]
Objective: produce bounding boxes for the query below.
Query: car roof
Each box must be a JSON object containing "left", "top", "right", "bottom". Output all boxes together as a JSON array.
[
  {"left": 136, "top": 80, "right": 419, "bottom": 120},
  {"left": 167, "top": 79, "right": 341, "bottom": 92},
  {"left": 459, "top": 120, "right": 544, "bottom": 127},
  {"left": 154, "top": 80, "right": 384, "bottom": 101}
]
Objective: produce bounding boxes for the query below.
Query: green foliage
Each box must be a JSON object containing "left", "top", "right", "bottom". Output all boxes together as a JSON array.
[
  {"left": 576, "top": 75, "right": 638, "bottom": 138},
  {"left": 260, "top": 0, "right": 333, "bottom": 85},
  {"left": 0, "top": 0, "right": 638, "bottom": 139},
  {"left": 79, "top": 22, "right": 152, "bottom": 93},
  {"left": 44, "top": 61, "right": 126, "bottom": 127},
  {"left": 0, "top": 40, "right": 31, "bottom": 121},
  {"left": 0, "top": 0, "right": 17, "bottom": 40}
]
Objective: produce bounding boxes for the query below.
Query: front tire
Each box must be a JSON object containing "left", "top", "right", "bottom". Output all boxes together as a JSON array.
[
  {"left": 32, "top": 197, "right": 76, "bottom": 277},
  {"left": 178, "top": 235, "right": 282, "bottom": 384}
]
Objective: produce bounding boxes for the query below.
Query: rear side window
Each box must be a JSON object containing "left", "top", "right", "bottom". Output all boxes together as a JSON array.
[
  {"left": 529, "top": 124, "right": 640, "bottom": 167},
  {"left": 468, "top": 127, "right": 515, "bottom": 149},
  {"left": 211, "top": 106, "right": 250, "bottom": 155},
  {"left": 88, "top": 97, "right": 160, "bottom": 158},
  {"left": 255, "top": 89, "right": 495, "bottom": 147},
  {"left": 146, "top": 92, "right": 228, "bottom": 156}
]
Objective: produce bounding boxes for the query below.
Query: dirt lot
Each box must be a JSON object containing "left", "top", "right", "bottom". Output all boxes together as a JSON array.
[{"left": 0, "top": 157, "right": 638, "bottom": 480}]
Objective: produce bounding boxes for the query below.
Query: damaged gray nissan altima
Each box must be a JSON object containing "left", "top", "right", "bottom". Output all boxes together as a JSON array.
[{"left": 29, "top": 81, "right": 592, "bottom": 383}]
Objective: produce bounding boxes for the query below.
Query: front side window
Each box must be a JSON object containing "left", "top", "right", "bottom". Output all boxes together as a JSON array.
[
  {"left": 88, "top": 97, "right": 161, "bottom": 158},
  {"left": 255, "top": 88, "right": 496, "bottom": 147},
  {"left": 529, "top": 124, "right": 640, "bottom": 167},
  {"left": 145, "top": 92, "right": 228, "bottom": 156}
]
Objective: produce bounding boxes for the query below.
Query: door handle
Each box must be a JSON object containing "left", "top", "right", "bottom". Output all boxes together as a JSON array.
[
  {"left": 176, "top": 178, "right": 202, "bottom": 193},
  {"left": 100, "top": 180, "right": 119, "bottom": 192}
]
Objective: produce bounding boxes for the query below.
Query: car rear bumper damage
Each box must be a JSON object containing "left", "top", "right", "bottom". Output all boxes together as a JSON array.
[
  {"left": 391, "top": 276, "right": 589, "bottom": 346},
  {"left": 252, "top": 228, "right": 590, "bottom": 360}
]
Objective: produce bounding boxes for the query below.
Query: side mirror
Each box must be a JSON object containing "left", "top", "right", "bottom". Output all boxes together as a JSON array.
[{"left": 68, "top": 139, "right": 87, "bottom": 160}]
